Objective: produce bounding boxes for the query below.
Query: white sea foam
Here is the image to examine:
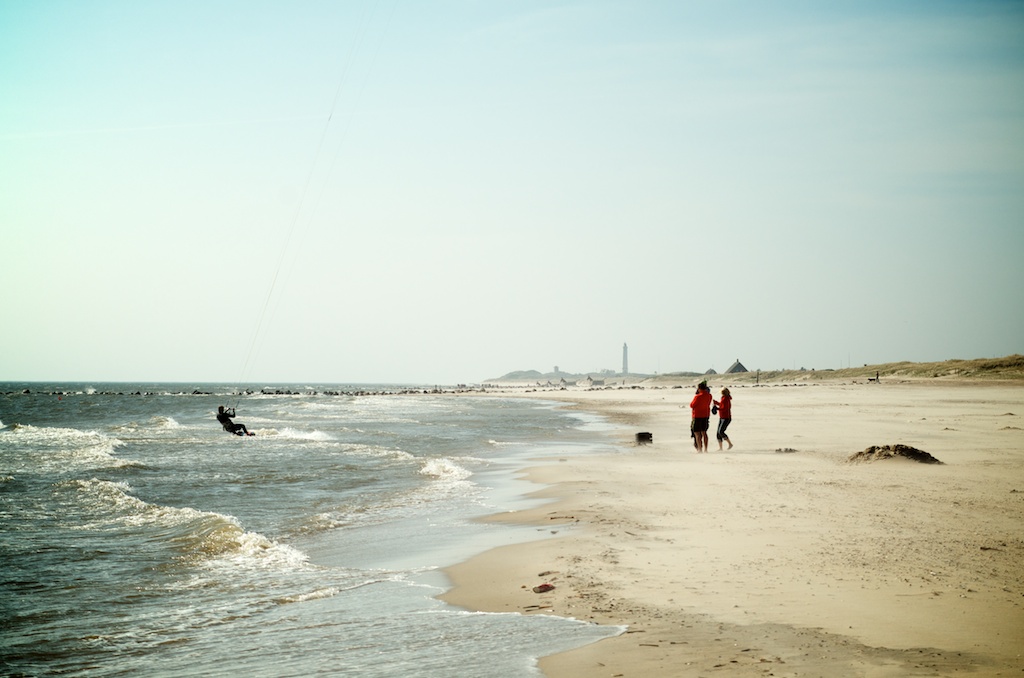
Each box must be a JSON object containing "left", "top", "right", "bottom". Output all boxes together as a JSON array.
[
  {"left": 1, "top": 385, "right": 622, "bottom": 677},
  {"left": 1, "top": 425, "right": 132, "bottom": 472},
  {"left": 150, "top": 416, "right": 182, "bottom": 429},
  {"left": 303, "top": 511, "right": 350, "bottom": 532},
  {"left": 67, "top": 478, "right": 140, "bottom": 512},
  {"left": 275, "top": 427, "right": 334, "bottom": 441},
  {"left": 301, "top": 458, "right": 476, "bottom": 534},
  {"left": 65, "top": 477, "right": 314, "bottom": 575},
  {"left": 334, "top": 443, "right": 415, "bottom": 461},
  {"left": 212, "top": 529, "right": 312, "bottom": 570},
  {"left": 275, "top": 587, "right": 341, "bottom": 605},
  {"left": 67, "top": 478, "right": 204, "bottom": 529},
  {"left": 419, "top": 457, "right": 472, "bottom": 481}
]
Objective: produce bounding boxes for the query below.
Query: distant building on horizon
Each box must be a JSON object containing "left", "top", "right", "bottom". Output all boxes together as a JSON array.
[
  {"left": 622, "top": 343, "right": 629, "bottom": 375},
  {"left": 725, "top": 359, "right": 748, "bottom": 373}
]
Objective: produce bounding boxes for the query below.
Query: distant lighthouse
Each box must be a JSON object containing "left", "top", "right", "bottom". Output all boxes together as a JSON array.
[{"left": 622, "top": 343, "right": 629, "bottom": 376}]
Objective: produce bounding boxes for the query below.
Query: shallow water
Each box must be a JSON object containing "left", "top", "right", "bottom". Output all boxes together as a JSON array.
[{"left": 0, "top": 383, "right": 622, "bottom": 677}]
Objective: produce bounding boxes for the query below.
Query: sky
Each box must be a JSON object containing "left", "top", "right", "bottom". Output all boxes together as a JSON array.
[{"left": 2, "top": 0, "right": 1023, "bottom": 384}]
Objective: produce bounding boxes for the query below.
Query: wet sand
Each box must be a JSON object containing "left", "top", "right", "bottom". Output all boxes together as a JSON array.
[{"left": 441, "top": 379, "right": 1024, "bottom": 676}]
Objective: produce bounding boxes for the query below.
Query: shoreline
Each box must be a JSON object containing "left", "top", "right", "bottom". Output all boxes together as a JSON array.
[{"left": 441, "top": 379, "right": 1024, "bottom": 676}]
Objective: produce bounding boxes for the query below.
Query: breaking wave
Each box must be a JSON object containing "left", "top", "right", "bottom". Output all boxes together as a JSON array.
[
  {"left": 419, "top": 457, "right": 472, "bottom": 481},
  {"left": 0, "top": 425, "right": 134, "bottom": 472},
  {"left": 62, "top": 478, "right": 311, "bottom": 573},
  {"left": 265, "top": 427, "right": 335, "bottom": 442}
]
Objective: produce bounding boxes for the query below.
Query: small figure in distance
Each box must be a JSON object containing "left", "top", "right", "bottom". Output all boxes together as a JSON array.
[
  {"left": 714, "top": 387, "right": 733, "bottom": 450},
  {"left": 689, "top": 380, "right": 713, "bottom": 453},
  {"left": 217, "top": 405, "right": 254, "bottom": 436}
]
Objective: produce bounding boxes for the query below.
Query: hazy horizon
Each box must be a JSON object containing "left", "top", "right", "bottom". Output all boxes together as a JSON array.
[
  {"left": 3, "top": 1, "right": 1022, "bottom": 383},
  {"left": 1, "top": 350, "right": 1018, "bottom": 386}
]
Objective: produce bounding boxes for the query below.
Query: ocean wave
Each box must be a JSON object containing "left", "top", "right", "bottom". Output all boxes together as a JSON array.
[
  {"left": 64, "top": 478, "right": 144, "bottom": 515},
  {"left": 274, "top": 586, "right": 340, "bottom": 605},
  {"left": 298, "top": 442, "right": 415, "bottom": 462},
  {"left": 249, "top": 427, "right": 333, "bottom": 441},
  {"left": 297, "top": 456, "right": 482, "bottom": 536},
  {"left": 419, "top": 457, "right": 472, "bottom": 482},
  {"left": 150, "top": 416, "right": 182, "bottom": 429},
  {"left": 273, "top": 577, "right": 397, "bottom": 605},
  {"left": 272, "top": 427, "right": 335, "bottom": 442},
  {"left": 487, "top": 439, "right": 525, "bottom": 447},
  {"left": 302, "top": 511, "right": 351, "bottom": 532},
  {"left": 285, "top": 400, "right": 351, "bottom": 412},
  {"left": 201, "top": 527, "right": 311, "bottom": 571},
  {"left": 109, "top": 416, "right": 183, "bottom": 435},
  {"left": 62, "top": 478, "right": 312, "bottom": 574},
  {"left": 0, "top": 425, "right": 133, "bottom": 472}
]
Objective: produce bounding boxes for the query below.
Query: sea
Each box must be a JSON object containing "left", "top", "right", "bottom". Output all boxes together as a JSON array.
[{"left": 0, "top": 382, "right": 624, "bottom": 677}]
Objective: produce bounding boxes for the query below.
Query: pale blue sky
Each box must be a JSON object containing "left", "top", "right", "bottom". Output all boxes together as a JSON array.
[{"left": 2, "top": 1, "right": 1022, "bottom": 383}]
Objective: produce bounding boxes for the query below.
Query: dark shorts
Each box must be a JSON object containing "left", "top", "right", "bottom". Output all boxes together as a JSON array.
[
  {"left": 691, "top": 417, "right": 709, "bottom": 433},
  {"left": 717, "top": 418, "right": 732, "bottom": 440}
]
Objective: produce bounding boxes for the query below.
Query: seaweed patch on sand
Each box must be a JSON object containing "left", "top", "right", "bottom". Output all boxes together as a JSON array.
[{"left": 848, "top": 444, "right": 944, "bottom": 464}]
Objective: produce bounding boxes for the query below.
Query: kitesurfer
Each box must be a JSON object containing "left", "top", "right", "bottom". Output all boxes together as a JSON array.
[{"left": 217, "top": 405, "right": 254, "bottom": 436}]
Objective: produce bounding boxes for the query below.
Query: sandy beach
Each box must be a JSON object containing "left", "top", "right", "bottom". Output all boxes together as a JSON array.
[{"left": 441, "top": 377, "right": 1024, "bottom": 676}]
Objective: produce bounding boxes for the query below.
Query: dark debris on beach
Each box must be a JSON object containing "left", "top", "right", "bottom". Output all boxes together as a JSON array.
[{"left": 848, "top": 444, "right": 944, "bottom": 465}]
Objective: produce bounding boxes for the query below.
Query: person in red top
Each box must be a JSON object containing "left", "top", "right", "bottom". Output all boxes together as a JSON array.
[
  {"left": 714, "top": 387, "right": 733, "bottom": 450},
  {"left": 689, "top": 381, "right": 713, "bottom": 453}
]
